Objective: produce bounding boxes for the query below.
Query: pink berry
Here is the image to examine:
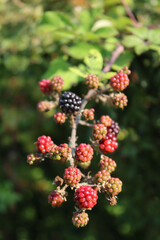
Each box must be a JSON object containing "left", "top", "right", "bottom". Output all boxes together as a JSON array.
[
  {"left": 48, "top": 192, "right": 64, "bottom": 207},
  {"left": 36, "top": 135, "right": 54, "bottom": 154},
  {"left": 39, "top": 79, "right": 52, "bottom": 95},
  {"left": 64, "top": 167, "right": 81, "bottom": 187}
]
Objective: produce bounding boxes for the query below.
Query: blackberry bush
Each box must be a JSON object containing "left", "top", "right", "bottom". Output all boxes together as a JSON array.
[{"left": 27, "top": 50, "right": 131, "bottom": 227}]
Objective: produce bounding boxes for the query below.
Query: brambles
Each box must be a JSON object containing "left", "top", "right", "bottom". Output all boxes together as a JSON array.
[
  {"left": 114, "top": 93, "right": 128, "bottom": 109},
  {"left": 54, "top": 112, "right": 66, "bottom": 124},
  {"left": 99, "top": 133, "right": 118, "bottom": 154},
  {"left": 64, "top": 167, "right": 81, "bottom": 187},
  {"left": 36, "top": 135, "right": 54, "bottom": 154},
  {"left": 92, "top": 124, "right": 107, "bottom": 141},
  {"left": 83, "top": 108, "right": 95, "bottom": 121},
  {"left": 59, "top": 91, "right": 82, "bottom": 114},
  {"left": 51, "top": 76, "right": 64, "bottom": 92},
  {"left": 74, "top": 186, "right": 98, "bottom": 209},
  {"left": 85, "top": 74, "right": 99, "bottom": 89},
  {"left": 109, "top": 70, "right": 130, "bottom": 91},
  {"left": 48, "top": 192, "right": 65, "bottom": 207},
  {"left": 39, "top": 79, "right": 52, "bottom": 95},
  {"left": 72, "top": 212, "right": 89, "bottom": 228},
  {"left": 99, "top": 155, "right": 117, "bottom": 173},
  {"left": 27, "top": 65, "right": 131, "bottom": 227}
]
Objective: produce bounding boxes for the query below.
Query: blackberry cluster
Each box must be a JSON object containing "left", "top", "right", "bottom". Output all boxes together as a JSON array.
[
  {"left": 74, "top": 186, "right": 98, "bottom": 209},
  {"left": 114, "top": 93, "right": 128, "bottom": 109},
  {"left": 99, "top": 133, "right": 118, "bottom": 154},
  {"left": 39, "top": 79, "right": 52, "bottom": 95},
  {"left": 36, "top": 135, "right": 54, "bottom": 154},
  {"left": 99, "top": 155, "right": 116, "bottom": 173},
  {"left": 37, "top": 100, "right": 53, "bottom": 112},
  {"left": 48, "top": 192, "right": 64, "bottom": 207},
  {"left": 59, "top": 91, "right": 82, "bottom": 114},
  {"left": 72, "top": 212, "right": 89, "bottom": 228},
  {"left": 95, "top": 169, "right": 111, "bottom": 184},
  {"left": 64, "top": 167, "right": 81, "bottom": 187},
  {"left": 54, "top": 112, "right": 66, "bottom": 124},
  {"left": 92, "top": 124, "right": 107, "bottom": 141},
  {"left": 110, "top": 70, "right": 129, "bottom": 91},
  {"left": 107, "top": 120, "right": 120, "bottom": 137},
  {"left": 106, "top": 177, "right": 122, "bottom": 195}
]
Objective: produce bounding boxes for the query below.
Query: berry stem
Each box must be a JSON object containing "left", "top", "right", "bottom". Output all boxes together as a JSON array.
[
  {"left": 103, "top": 44, "right": 124, "bottom": 73},
  {"left": 79, "top": 120, "right": 93, "bottom": 127}
]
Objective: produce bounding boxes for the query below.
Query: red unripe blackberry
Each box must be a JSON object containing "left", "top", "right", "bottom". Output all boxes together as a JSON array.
[
  {"left": 99, "top": 155, "right": 116, "bottom": 173},
  {"left": 100, "top": 115, "right": 112, "bottom": 127},
  {"left": 37, "top": 100, "right": 53, "bottom": 112},
  {"left": 85, "top": 74, "right": 99, "bottom": 89},
  {"left": 48, "top": 191, "right": 64, "bottom": 207},
  {"left": 74, "top": 186, "right": 98, "bottom": 209},
  {"left": 110, "top": 70, "right": 129, "bottom": 91},
  {"left": 51, "top": 76, "right": 64, "bottom": 92},
  {"left": 72, "top": 212, "right": 89, "bottom": 227},
  {"left": 50, "top": 143, "right": 71, "bottom": 162},
  {"left": 64, "top": 167, "right": 81, "bottom": 187},
  {"left": 106, "top": 177, "right": 122, "bottom": 195},
  {"left": 114, "top": 93, "right": 128, "bottom": 109},
  {"left": 95, "top": 169, "right": 111, "bottom": 184},
  {"left": 75, "top": 143, "right": 94, "bottom": 162},
  {"left": 59, "top": 91, "right": 82, "bottom": 114},
  {"left": 36, "top": 135, "right": 54, "bottom": 154},
  {"left": 99, "top": 133, "right": 118, "bottom": 154},
  {"left": 27, "top": 153, "right": 41, "bottom": 165},
  {"left": 54, "top": 112, "right": 66, "bottom": 124},
  {"left": 83, "top": 108, "right": 95, "bottom": 121},
  {"left": 39, "top": 79, "right": 52, "bottom": 95},
  {"left": 92, "top": 124, "right": 107, "bottom": 141},
  {"left": 107, "top": 120, "right": 120, "bottom": 137}
]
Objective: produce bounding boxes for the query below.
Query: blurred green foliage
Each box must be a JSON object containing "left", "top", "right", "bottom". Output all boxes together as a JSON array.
[{"left": 0, "top": 0, "right": 160, "bottom": 239}]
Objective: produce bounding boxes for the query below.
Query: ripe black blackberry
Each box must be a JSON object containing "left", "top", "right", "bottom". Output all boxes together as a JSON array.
[
  {"left": 59, "top": 91, "right": 82, "bottom": 114},
  {"left": 107, "top": 120, "right": 120, "bottom": 137}
]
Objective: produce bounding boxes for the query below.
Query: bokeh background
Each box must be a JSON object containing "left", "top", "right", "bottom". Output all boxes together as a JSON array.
[{"left": 1, "top": 0, "right": 160, "bottom": 239}]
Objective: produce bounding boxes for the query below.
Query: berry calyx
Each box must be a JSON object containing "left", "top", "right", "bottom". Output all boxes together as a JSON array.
[
  {"left": 51, "top": 76, "right": 64, "bottom": 92},
  {"left": 72, "top": 211, "right": 89, "bottom": 228},
  {"left": 39, "top": 79, "right": 52, "bottom": 95},
  {"left": 83, "top": 108, "right": 95, "bottom": 121},
  {"left": 100, "top": 115, "right": 112, "bottom": 127},
  {"left": 92, "top": 124, "right": 107, "bottom": 141},
  {"left": 54, "top": 112, "right": 66, "bottom": 124},
  {"left": 75, "top": 143, "right": 94, "bottom": 162},
  {"left": 99, "top": 133, "right": 118, "bottom": 154},
  {"left": 36, "top": 135, "right": 54, "bottom": 154},
  {"left": 85, "top": 74, "right": 99, "bottom": 89},
  {"left": 95, "top": 169, "right": 111, "bottom": 184},
  {"left": 59, "top": 91, "right": 82, "bottom": 114},
  {"left": 64, "top": 167, "right": 81, "bottom": 187},
  {"left": 110, "top": 70, "right": 130, "bottom": 91},
  {"left": 99, "top": 155, "right": 116, "bottom": 173},
  {"left": 106, "top": 177, "right": 122, "bottom": 195},
  {"left": 107, "top": 120, "right": 120, "bottom": 137},
  {"left": 74, "top": 185, "right": 98, "bottom": 209},
  {"left": 48, "top": 191, "right": 65, "bottom": 207},
  {"left": 114, "top": 93, "right": 128, "bottom": 109}
]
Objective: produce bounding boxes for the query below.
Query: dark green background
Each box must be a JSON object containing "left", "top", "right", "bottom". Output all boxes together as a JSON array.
[{"left": 0, "top": 0, "right": 160, "bottom": 239}]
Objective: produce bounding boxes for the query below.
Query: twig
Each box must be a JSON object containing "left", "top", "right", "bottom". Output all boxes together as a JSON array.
[
  {"left": 120, "top": 0, "right": 141, "bottom": 27},
  {"left": 102, "top": 44, "right": 124, "bottom": 73},
  {"left": 79, "top": 120, "right": 93, "bottom": 127}
]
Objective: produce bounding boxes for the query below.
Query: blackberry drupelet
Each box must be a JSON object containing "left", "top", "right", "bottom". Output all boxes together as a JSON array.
[{"left": 59, "top": 91, "right": 82, "bottom": 114}]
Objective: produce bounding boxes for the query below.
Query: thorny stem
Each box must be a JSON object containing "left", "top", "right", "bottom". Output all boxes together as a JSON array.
[
  {"left": 120, "top": 0, "right": 141, "bottom": 27},
  {"left": 103, "top": 44, "right": 124, "bottom": 73},
  {"left": 68, "top": 44, "right": 125, "bottom": 166}
]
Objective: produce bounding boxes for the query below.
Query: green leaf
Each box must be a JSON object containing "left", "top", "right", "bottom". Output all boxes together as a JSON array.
[
  {"left": 123, "top": 35, "right": 142, "bottom": 48},
  {"left": 148, "top": 29, "right": 160, "bottom": 44},
  {"left": 102, "top": 71, "right": 117, "bottom": 79},
  {"left": 93, "top": 27, "right": 118, "bottom": 38},
  {"left": 84, "top": 49, "right": 103, "bottom": 71},
  {"left": 40, "top": 11, "right": 73, "bottom": 29},
  {"left": 112, "top": 51, "right": 134, "bottom": 70},
  {"left": 135, "top": 44, "right": 149, "bottom": 55},
  {"left": 68, "top": 42, "right": 100, "bottom": 60},
  {"left": 79, "top": 9, "right": 93, "bottom": 32},
  {"left": 69, "top": 67, "right": 86, "bottom": 77},
  {"left": 127, "top": 27, "right": 149, "bottom": 39},
  {"left": 149, "top": 44, "right": 160, "bottom": 54},
  {"left": 42, "top": 57, "right": 79, "bottom": 90}
]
